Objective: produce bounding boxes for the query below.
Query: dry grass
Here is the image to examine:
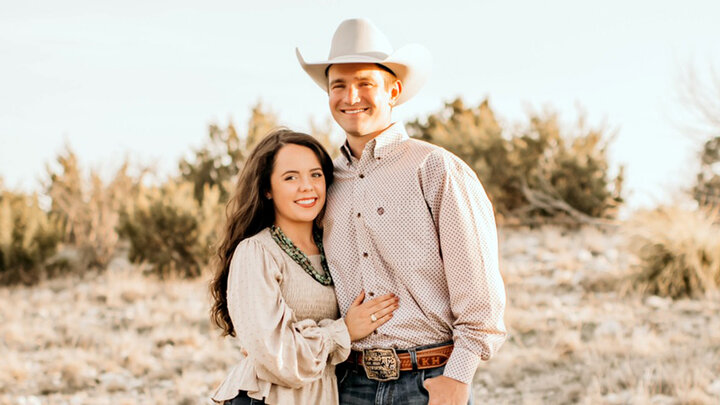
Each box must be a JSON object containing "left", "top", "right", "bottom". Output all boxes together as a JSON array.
[
  {"left": 625, "top": 206, "right": 720, "bottom": 298},
  {"left": 1, "top": 226, "right": 719, "bottom": 404}
]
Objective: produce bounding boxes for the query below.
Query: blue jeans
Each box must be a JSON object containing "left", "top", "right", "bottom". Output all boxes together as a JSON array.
[
  {"left": 224, "top": 391, "right": 264, "bottom": 405},
  {"left": 336, "top": 363, "right": 474, "bottom": 405}
]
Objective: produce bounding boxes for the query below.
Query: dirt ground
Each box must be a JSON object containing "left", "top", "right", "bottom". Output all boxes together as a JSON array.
[{"left": 1, "top": 226, "right": 719, "bottom": 404}]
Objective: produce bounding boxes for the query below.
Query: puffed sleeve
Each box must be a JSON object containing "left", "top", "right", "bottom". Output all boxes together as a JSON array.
[{"left": 226, "top": 238, "right": 351, "bottom": 389}]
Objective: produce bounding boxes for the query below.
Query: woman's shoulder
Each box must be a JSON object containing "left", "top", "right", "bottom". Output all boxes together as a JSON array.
[{"left": 233, "top": 228, "right": 284, "bottom": 264}]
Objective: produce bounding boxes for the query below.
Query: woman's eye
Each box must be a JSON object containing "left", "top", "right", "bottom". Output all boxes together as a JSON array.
[
  {"left": 312, "top": 172, "right": 323, "bottom": 178},
  {"left": 284, "top": 176, "right": 297, "bottom": 181}
]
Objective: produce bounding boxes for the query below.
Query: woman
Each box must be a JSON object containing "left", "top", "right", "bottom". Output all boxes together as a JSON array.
[{"left": 210, "top": 129, "right": 398, "bottom": 404}]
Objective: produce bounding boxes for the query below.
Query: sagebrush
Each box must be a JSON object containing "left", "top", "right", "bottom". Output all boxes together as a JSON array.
[
  {"left": 0, "top": 185, "right": 62, "bottom": 285},
  {"left": 118, "top": 180, "right": 224, "bottom": 278},
  {"left": 626, "top": 205, "right": 720, "bottom": 298},
  {"left": 407, "top": 98, "right": 624, "bottom": 223}
]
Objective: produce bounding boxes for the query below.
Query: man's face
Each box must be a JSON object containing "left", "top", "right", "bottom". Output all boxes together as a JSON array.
[{"left": 327, "top": 63, "right": 400, "bottom": 138}]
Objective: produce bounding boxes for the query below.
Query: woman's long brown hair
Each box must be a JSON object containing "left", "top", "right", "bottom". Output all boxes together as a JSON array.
[{"left": 210, "top": 128, "right": 334, "bottom": 337}]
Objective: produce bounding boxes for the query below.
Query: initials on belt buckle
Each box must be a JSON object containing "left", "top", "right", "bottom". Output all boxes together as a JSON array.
[{"left": 362, "top": 348, "right": 401, "bottom": 382}]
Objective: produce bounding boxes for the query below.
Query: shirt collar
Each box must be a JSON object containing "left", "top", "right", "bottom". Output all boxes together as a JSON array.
[{"left": 339, "top": 123, "right": 409, "bottom": 163}]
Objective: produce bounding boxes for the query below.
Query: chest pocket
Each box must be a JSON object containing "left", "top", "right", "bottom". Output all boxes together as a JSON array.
[{"left": 362, "top": 191, "right": 435, "bottom": 268}]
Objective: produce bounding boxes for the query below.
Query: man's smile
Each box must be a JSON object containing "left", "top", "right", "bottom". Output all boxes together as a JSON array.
[{"left": 340, "top": 107, "right": 370, "bottom": 114}]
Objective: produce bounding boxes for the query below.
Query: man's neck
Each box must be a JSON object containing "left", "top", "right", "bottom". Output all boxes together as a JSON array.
[{"left": 346, "top": 123, "right": 394, "bottom": 159}]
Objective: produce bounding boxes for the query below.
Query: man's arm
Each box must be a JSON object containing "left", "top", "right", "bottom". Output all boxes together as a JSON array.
[{"left": 419, "top": 149, "right": 507, "bottom": 385}]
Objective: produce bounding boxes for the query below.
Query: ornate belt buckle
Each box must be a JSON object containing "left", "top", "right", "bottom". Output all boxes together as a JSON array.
[{"left": 362, "top": 348, "right": 401, "bottom": 381}]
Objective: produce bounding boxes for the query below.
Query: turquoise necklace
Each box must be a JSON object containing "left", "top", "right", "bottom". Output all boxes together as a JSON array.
[{"left": 269, "top": 225, "right": 333, "bottom": 286}]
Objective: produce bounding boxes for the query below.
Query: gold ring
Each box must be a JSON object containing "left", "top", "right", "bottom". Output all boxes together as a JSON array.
[{"left": 370, "top": 313, "right": 378, "bottom": 322}]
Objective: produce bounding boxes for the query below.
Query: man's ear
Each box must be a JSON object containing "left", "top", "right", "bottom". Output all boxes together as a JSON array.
[{"left": 390, "top": 80, "right": 403, "bottom": 106}]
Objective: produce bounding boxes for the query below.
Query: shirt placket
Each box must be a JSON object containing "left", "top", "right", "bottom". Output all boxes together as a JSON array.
[{"left": 351, "top": 147, "right": 382, "bottom": 344}]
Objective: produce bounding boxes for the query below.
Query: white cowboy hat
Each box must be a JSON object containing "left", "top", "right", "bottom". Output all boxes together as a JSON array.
[{"left": 296, "top": 18, "right": 432, "bottom": 106}]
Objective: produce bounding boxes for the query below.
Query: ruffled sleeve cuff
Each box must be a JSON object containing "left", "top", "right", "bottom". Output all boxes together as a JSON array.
[{"left": 318, "top": 318, "right": 351, "bottom": 365}]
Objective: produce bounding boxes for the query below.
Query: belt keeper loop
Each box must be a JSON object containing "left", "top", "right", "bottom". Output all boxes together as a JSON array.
[{"left": 408, "top": 348, "right": 418, "bottom": 372}]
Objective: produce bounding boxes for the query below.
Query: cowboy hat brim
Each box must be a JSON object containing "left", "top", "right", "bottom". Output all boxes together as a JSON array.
[{"left": 296, "top": 43, "right": 432, "bottom": 106}]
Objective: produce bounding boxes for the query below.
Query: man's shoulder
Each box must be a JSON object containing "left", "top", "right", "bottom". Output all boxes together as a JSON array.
[{"left": 406, "top": 138, "right": 474, "bottom": 175}]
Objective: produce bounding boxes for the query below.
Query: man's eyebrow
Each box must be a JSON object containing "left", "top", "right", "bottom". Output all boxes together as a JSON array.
[{"left": 330, "top": 75, "right": 378, "bottom": 87}]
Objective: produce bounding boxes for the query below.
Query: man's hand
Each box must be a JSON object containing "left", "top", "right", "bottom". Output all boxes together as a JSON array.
[{"left": 423, "top": 375, "right": 469, "bottom": 405}]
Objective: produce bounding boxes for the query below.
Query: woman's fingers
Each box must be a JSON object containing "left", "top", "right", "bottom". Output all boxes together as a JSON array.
[
  {"left": 364, "top": 293, "right": 398, "bottom": 312},
  {"left": 372, "top": 301, "right": 398, "bottom": 320},
  {"left": 373, "top": 310, "right": 394, "bottom": 327},
  {"left": 349, "top": 290, "right": 366, "bottom": 307}
]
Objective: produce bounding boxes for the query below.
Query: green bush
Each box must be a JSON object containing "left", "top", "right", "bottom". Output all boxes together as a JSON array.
[
  {"left": 692, "top": 136, "right": 720, "bottom": 209},
  {"left": 46, "top": 146, "right": 142, "bottom": 269},
  {"left": 118, "top": 180, "right": 223, "bottom": 278},
  {"left": 627, "top": 205, "right": 720, "bottom": 299},
  {"left": 180, "top": 102, "right": 279, "bottom": 203},
  {"left": 0, "top": 184, "right": 62, "bottom": 285},
  {"left": 406, "top": 98, "right": 624, "bottom": 223}
]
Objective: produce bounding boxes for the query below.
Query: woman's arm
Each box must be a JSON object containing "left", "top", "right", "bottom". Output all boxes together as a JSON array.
[{"left": 226, "top": 238, "right": 348, "bottom": 388}]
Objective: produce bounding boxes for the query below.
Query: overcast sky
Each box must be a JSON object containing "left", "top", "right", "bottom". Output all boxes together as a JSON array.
[{"left": 1, "top": 0, "right": 719, "bottom": 209}]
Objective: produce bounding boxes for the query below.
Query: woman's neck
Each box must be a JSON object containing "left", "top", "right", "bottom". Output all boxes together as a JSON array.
[{"left": 274, "top": 220, "right": 318, "bottom": 255}]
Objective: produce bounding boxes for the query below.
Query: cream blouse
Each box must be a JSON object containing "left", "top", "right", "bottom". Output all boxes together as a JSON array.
[{"left": 211, "top": 228, "right": 351, "bottom": 404}]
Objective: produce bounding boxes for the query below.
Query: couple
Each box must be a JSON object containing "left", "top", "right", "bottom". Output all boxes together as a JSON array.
[{"left": 209, "top": 19, "right": 507, "bottom": 405}]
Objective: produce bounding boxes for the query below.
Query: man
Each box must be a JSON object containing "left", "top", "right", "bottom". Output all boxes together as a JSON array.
[{"left": 296, "top": 18, "right": 507, "bottom": 405}]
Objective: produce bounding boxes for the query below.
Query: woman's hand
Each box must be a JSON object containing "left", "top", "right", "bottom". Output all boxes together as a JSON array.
[{"left": 344, "top": 290, "right": 399, "bottom": 341}]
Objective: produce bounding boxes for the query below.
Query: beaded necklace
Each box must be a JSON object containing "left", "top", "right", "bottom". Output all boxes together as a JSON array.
[{"left": 269, "top": 225, "right": 333, "bottom": 286}]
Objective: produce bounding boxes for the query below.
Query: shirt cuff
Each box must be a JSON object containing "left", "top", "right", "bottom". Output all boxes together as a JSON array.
[
  {"left": 318, "top": 318, "right": 351, "bottom": 365},
  {"left": 443, "top": 346, "right": 481, "bottom": 385}
]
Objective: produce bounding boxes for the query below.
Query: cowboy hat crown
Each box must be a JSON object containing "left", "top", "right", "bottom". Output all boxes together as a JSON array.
[{"left": 296, "top": 18, "right": 431, "bottom": 105}]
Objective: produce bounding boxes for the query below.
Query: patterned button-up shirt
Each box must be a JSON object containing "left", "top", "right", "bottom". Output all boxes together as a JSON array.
[{"left": 323, "top": 123, "right": 507, "bottom": 384}]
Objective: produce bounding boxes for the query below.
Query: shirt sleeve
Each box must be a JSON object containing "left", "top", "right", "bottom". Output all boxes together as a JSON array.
[
  {"left": 226, "top": 238, "right": 351, "bottom": 389},
  {"left": 419, "top": 149, "right": 507, "bottom": 385}
]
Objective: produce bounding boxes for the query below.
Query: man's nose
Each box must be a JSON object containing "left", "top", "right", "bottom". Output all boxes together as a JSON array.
[{"left": 344, "top": 85, "right": 360, "bottom": 105}]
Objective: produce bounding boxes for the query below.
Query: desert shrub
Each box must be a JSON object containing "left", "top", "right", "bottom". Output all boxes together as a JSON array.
[
  {"left": 180, "top": 102, "right": 279, "bottom": 203},
  {"left": 626, "top": 205, "right": 720, "bottom": 298},
  {"left": 406, "top": 98, "right": 624, "bottom": 223},
  {"left": 692, "top": 136, "right": 720, "bottom": 209},
  {"left": 118, "top": 180, "right": 223, "bottom": 278},
  {"left": 46, "top": 146, "right": 143, "bottom": 269},
  {"left": 0, "top": 183, "right": 62, "bottom": 285}
]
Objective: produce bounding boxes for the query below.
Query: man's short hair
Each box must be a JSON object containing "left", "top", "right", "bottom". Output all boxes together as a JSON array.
[{"left": 325, "top": 63, "right": 399, "bottom": 91}]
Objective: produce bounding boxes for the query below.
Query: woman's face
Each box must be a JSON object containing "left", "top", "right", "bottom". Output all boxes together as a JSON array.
[{"left": 267, "top": 143, "right": 327, "bottom": 227}]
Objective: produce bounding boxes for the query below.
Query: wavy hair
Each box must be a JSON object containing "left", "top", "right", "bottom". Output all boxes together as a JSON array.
[{"left": 210, "top": 128, "right": 335, "bottom": 336}]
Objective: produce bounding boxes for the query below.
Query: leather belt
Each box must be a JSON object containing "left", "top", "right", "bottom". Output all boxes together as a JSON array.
[{"left": 346, "top": 343, "right": 453, "bottom": 372}]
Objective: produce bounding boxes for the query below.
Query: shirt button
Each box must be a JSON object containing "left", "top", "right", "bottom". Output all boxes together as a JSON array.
[
  {"left": 359, "top": 174, "right": 365, "bottom": 179},
  {"left": 373, "top": 330, "right": 378, "bottom": 335},
  {"left": 377, "top": 207, "right": 384, "bottom": 215},
  {"left": 357, "top": 212, "right": 361, "bottom": 218},
  {"left": 368, "top": 292, "right": 375, "bottom": 297},
  {"left": 363, "top": 252, "right": 368, "bottom": 257}
]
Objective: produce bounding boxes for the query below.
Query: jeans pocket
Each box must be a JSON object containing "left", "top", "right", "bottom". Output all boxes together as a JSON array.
[
  {"left": 337, "top": 367, "right": 351, "bottom": 387},
  {"left": 416, "top": 369, "right": 428, "bottom": 395}
]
